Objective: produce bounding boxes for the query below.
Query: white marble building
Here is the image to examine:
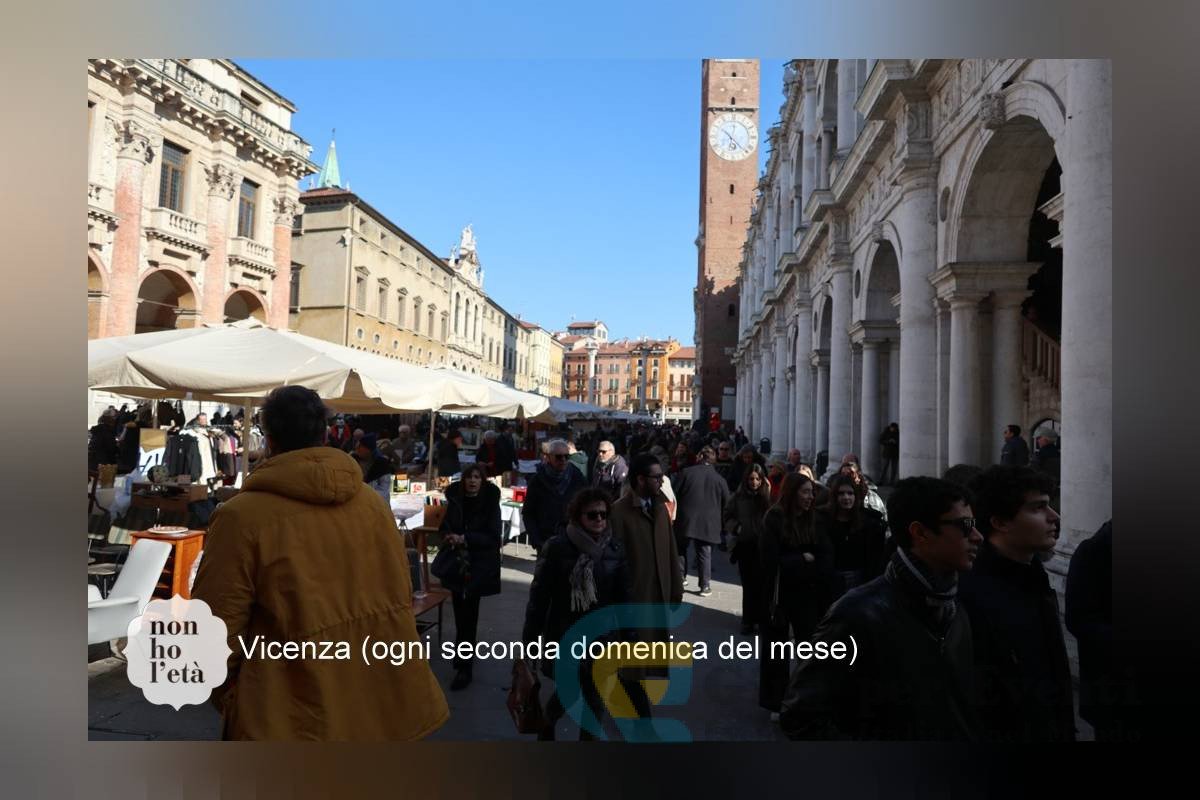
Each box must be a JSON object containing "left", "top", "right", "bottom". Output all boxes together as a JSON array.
[{"left": 733, "top": 59, "right": 1110, "bottom": 581}]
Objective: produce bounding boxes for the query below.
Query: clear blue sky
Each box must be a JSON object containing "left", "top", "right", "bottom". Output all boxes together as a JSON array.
[{"left": 239, "top": 59, "right": 787, "bottom": 346}]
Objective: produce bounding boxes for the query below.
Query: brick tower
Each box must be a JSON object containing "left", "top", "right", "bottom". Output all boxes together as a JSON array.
[{"left": 695, "top": 58, "right": 759, "bottom": 422}]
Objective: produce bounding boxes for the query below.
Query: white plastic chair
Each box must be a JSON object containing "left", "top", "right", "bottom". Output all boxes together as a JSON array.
[{"left": 87, "top": 538, "right": 171, "bottom": 646}]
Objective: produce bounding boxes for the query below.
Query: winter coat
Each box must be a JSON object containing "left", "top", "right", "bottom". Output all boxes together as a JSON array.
[
  {"left": 722, "top": 490, "right": 769, "bottom": 548},
  {"left": 88, "top": 423, "right": 120, "bottom": 471},
  {"left": 780, "top": 568, "right": 978, "bottom": 741},
  {"left": 1066, "top": 521, "right": 1117, "bottom": 733},
  {"left": 435, "top": 439, "right": 461, "bottom": 477},
  {"left": 1031, "top": 441, "right": 1061, "bottom": 485},
  {"left": 439, "top": 480, "right": 503, "bottom": 597},
  {"left": 521, "top": 529, "right": 629, "bottom": 679},
  {"left": 760, "top": 507, "right": 835, "bottom": 633},
  {"left": 608, "top": 492, "right": 682, "bottom": 606},
  {"left": 672, "top": 463, "right": 731, "bottom": 544},
  {"left": 568, "top": 451, "right": 590, "bottom": 480},
  {"left": 958, "top": 540, "right": 1076, "bottom": 742},
  {"left": 592, "top": 455, "right": 629, "bottom": 498},
  {"left": 878, "top": 428, "right": 899, "bottom": 460},
  {"left": 191, "top": 447, "right": 448, "bottom": 741},
  {"left": 1000, "top": 435, "right": 1030, "bottom": 467},
  {"left": 522, "top": 462, "right": 589, "bottom": 550},
  {"left": 822, "top": 508, "right": 888, "bottom": 581}
]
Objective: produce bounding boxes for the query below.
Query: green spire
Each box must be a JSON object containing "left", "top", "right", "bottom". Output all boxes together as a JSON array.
[{"left": 316, "top": 129, "right": 341, "bottom": 188}]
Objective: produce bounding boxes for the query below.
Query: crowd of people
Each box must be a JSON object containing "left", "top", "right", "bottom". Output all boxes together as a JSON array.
[{"left": 183, "top": 386, "right": 1116, "bottom": 742}]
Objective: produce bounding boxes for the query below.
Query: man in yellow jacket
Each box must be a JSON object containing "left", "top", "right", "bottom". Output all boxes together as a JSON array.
[{"left": 192, "top": 386, "right": 448, "bottom": 740}]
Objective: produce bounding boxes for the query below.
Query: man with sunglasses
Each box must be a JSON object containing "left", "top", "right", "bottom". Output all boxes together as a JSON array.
[
  {"left": 959, "top": 465, "right": 1074, "bottom": 742},
  {"left": 780, "top": 476, "right": 983, "bottom": 740},
  {"left": 522, "top": 439, "right": 588, "bottom": 555}
]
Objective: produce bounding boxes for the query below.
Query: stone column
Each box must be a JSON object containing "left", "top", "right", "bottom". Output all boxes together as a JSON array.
[
  {"left": 748, "top": 348, "right": 761, "bottom": 438},
  {"left": 814, "top": 352, "right": 830, "bottom": 459},
  {"left": 837, "top": 59, "right": 857, "bottom": 156},
  {"left": 270, "top": 194, "right": 299, "bottom": 329},
  {"left": 894, "top": 175, "right": 940, "bottom": 478},
  {"left": 860, "top": 341, "right": 881, "bottom": 477},
  {"left": 819, "top": 129, "right": 833, "bottom": 190},
  {"left": 934, "top": 298, "right": 951, "bottom": 476},
  {"left": 759, "top": 345, "right": 774, "bottom": 446},
  {"left": 586, "top": 343, "right": 598, "bottom": 406},
  {"left": 772, "top": 324, "right": 790, "bottom": 457},
  {"left": 826, "top": 267, "right": 853, "bottom": 472},
  {"left": 887, "top": 339, "right": 901, "bottom": 426},
  {"left": 991, "top": 290, "right": 1029, "bottom": 462},
  {"left": 1059, "top": 59, "right": 1113, "bottom": 559},
  {"left": 947, "top": 293, "right": 986, "bottom": 467},
  {"left": 201, "top": 163, "right": 238, "bottom": 324},
  {"left": 801, "top": 70, "right": 818, "bottom": 212},
  {"left": 794, "top": 300, "right": 814, "bottom": 460},
  {"left": 105, "top": 120, "right": 155, "bottom": 337}
]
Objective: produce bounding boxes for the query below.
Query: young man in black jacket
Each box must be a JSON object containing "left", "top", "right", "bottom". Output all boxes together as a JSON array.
[
  {"left": 960, "top": 465, "right": 1074, "bottom": 742},
  {"left": 780, "top": 476, "right": 983, "bottom": 740}
]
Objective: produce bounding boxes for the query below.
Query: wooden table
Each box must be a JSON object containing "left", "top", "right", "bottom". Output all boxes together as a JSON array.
[
  {"left": 411, "top": 587, "right": 451, "bottom": 643},
  {"left": 130, "top": 484, "right": 210, "bottom": 526},
  {"left": 130, "top": 529, "right": 205, "bottom": 600}
]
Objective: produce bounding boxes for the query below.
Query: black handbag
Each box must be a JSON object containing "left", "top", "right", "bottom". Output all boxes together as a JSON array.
[{"left": 430, "top": 542, "right": 469, "bottom": 592}]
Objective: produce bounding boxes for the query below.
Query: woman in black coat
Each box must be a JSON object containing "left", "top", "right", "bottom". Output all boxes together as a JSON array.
[
  {"left": 822, "top": 473, "right": 888, "bottom": 602},
  {"left": 520, "top": 488, "right": 641, "bottom": 740},
  {"left": 759, "top": 471, "right": 834, "bottom": 714},
  {"left": 723, "top": 463, "right": 771, "bottom": 635},
  {"left": 439, "top": 464, "right": 502, "bottom": 690}
]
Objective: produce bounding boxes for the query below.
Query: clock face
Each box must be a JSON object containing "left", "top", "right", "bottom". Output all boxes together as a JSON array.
[{"left": 709, "top": 112, "right": 758, "bottom": 161}]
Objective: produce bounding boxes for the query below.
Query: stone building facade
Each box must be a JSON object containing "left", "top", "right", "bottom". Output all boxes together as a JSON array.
[
  {"left": 87, "top": 59, "right": 316, "bottom": 340},
  {"left": 665, "top": 347, "right": 697, "bottom": 423},
  {"left": 734, "top": 59, "right": 1111, "bottom": 583}
]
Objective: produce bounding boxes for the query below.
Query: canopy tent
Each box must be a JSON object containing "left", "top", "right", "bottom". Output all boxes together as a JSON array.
[
  {"left": 89, "top": 320, "right": 552, "bottom": 481},
  {"left": 546, "top": 397, "right": 613, "bottom": 422}
]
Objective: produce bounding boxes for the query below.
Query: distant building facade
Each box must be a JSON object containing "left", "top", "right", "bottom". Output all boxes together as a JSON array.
[{"left": 87, "top": 58, "right": 317, "bottom": 340}]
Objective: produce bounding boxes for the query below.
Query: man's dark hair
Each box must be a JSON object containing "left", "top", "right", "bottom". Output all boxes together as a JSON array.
[
  {"left": 886, "top": 476, "right": 973, "bottom": 549},
  {"left": 568, "top": 487, "right": 613, "bottom": 523},
  {"left": 628, "top": 452, "right": 663, "bottom": 481},
  {"left": 261, "top": 385, "right": 329, "bottom": 453},
  {"left": 1006, "top": 424, "right": 1021, "bottom": 437},
  {"left": 697, "top": 446, "right": 716, "bottom": 464},
  {"left": 942, "top": 463, "right": 984, "bottom": 489},
  {"left": 967, "top": 465, "right": 1056, "bottom": 536}
]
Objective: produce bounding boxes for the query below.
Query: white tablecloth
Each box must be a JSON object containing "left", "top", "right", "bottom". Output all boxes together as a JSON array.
[{"left": 390, "top": 495, "right": 523, "bottom": 541}]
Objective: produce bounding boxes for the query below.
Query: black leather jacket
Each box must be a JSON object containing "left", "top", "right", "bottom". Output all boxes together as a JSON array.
[{"left": 780, "top": 572, "right": 979, "bottom": 741}]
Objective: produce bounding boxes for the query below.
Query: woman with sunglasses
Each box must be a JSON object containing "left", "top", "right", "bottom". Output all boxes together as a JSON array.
[
  {"left": 723, "top": 462, "right": 771, "bottom": 635},
  {"left": 823, "top": 473, "right": 888, "bottom": 602},
  {"left": 759, "top": 471, "right": 834, "bottom": 716},
  {"left": 519, "top": 488, "right": 632, "bottom": 740},
  {"left": 439, "top": 463, "right": 502, "bottom": 691}
]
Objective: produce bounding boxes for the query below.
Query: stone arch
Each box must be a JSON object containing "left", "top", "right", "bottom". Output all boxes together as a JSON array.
[
  {"left": 817, "top": 293, "right": 834, "bottom": 351},
  {"left": 135, "top": 266, "right": 199, "bottom": 334},
  {"left": 88, "top": 251, "right": 110, "bottom": 339},
  {"left": 223, "top": 288, "right": 268, "bottom": 324},
  {"left": 856, "top": 237, "right": 902, "bottom": 321},
  {"left": 947, "top": 81, "right": 1065, "bottom": 264}
]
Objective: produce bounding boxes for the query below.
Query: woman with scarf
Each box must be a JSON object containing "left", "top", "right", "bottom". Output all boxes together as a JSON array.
[
  {"left": 519, "top": 488, "right": 633, "bottom": 740},
  {"left": 759, "top": 471, "right": 834, "bottom": 715},
  {"left": 439, "top": 464, "right": 502, "bottom": 690},
  {"left": 724, "top": 463, "right": 771, "bottom": 635}
]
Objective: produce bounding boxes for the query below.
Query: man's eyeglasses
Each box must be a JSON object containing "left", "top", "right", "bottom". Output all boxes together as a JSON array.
[
  {"left": 935, "top": 517, "right": 977, "bottom": 537},
  {"left": 550, "top": 453, "right": 569, "bottom": 461},
  {"left": 584, "top": 510, "right": 608, "bottom": 521}
]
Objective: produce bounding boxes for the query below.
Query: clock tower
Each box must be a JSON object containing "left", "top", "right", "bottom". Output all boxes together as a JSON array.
[{"left": 695, "top": 58, "right": 759, "bottom": 422}]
